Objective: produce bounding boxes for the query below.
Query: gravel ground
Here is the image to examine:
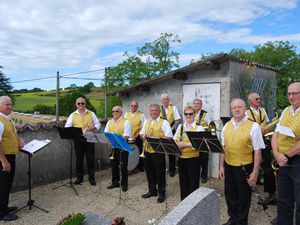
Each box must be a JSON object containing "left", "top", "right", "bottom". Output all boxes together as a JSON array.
[{"left": 7, "top": 169, "right": 276, "bottom": 225}]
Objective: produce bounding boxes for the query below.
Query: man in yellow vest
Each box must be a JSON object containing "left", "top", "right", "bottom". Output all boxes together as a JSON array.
[
  {"left": 105, "top": 106, "right": 131, "bottom": 192},
  {"left": 124, "top": 100, "right": 146, "bottom": 171},
  {"left": 0, "top": 96, "right": 24, "bottom": 221},
  {"left": 140, "top": 104, "right": 173, "bottom": 203},
  {"left": 219, "top": 98, "right": 264, "bottom": 225},
  {"left": 272, "top": 82, "right": 300, "bottom": 225},
  {"left": 65, "top": 97, "right": 100, "bottom": 186},
  {"left": 247, "top": 93, "right": 275, "bottom": 206},
  {"left": 193, "top": 98, "right": 212, "bottom": 184},
  {"left": 160, "top": 93, "right": 181, "bottom": 177}
]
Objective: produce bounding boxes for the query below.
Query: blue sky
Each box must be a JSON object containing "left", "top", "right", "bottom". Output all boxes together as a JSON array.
[{"left": 0, "top": 0, "right": 299, "bottom": 90}]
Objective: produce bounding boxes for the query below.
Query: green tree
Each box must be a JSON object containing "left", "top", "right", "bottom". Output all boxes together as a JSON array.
[
  {"left": 58, "top": 91, "right": 96, "bottom": 116},
  {"left": 0, "top": 66, "right": 14, "bottom": 102},
  {"left": 107, "top": 33, "right": 181, "bottom": 87},
  {"left": 230, "top": 41, "right": 300, "bottom": 108},
  {"left": 33, "top": 104, "right": 55, "bottom": 115}
]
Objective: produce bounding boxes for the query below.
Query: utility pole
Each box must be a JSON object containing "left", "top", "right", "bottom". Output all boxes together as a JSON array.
[
  {"left": 104, "top": 67, "right": 109, "bottom": 121},
  {"left": 56, "top": 71, "right": 60, "bottom": 122}
]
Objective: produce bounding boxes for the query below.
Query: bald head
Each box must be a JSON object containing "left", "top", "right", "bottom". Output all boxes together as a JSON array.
[
  {"left": 287, "top": 82, "right": 300, "bottom": 109},
  {"left": 248, "top": 92, "right": 261, "bottom": 108},
  {"left": 231, "top": 98, "right": 247, "bottom": 121}
]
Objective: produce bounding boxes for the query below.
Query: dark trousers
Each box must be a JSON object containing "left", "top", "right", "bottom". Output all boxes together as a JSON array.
[
  {"left": 199, "top": 152, "right": 209, "bottom": 179},
  {"left": 277, "top": 156, "right": 300, "bottom": 225},
  {"left": 110, "top": 148, "right": 128, "bottom": 187},
  {"left": 0, "top": 155, "right": 16, "bottom": 217},
  {"left": 168, "top": 155, "right": 176, "bottom": 173},
  {"left": 262, "top": 139, "right": 276, "bottom": 194},
  {"left": 135, "top": 135, "right": 144, "bottom": 170},
  {"left": 74, "top": 140, "right": 95, "bottom": 180},
  {"left": 144, "top": 152, "right": 166, "bottom": 196},
  {"left": 224, "top": 163, "right": 253, "bottom": 225},
  {"left": 178, "top": 157, "right": 200, "bottom": 200}
]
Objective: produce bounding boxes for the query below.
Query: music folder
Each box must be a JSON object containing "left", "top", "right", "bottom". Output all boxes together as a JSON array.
[
  {"left": 145, "top": 136, "right": 181, "bottom": 156},
  {"left": 21, "top": 139, "right": 51, "bottom": 154},
  {"left": 104, "top": 132, "right": 133, "bottom": 154},
  {"left": 57, "top": 127, "right": 83, "bottom": 140},
  {"left": 186, "top": 131, "right": 224, "bottom": 154}
]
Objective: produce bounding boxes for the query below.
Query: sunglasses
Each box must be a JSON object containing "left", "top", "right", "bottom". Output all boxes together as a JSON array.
[
  {"left": 112, "top": 110, "right": 120, "bottom": 113},
  {"left": 184, "top": 112, "right": 194, "bottom": 116},
  {"left": 77, "top": 102, "right": 85, "bottom": 105},
  {"left": 255, "top": 98, "right": 261, "bottom": 100},
  {"left": 131, "top": 105, "right": 137, "bottom": 107}
]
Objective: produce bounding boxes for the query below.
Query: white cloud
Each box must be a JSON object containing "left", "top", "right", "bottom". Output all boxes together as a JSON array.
[{"left": 0, "top": 0, "right": 299, "bottom": 87}]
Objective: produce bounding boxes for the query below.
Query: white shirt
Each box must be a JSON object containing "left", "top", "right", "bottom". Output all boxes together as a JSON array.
[
  {"left": 221, "top": 115, "right": 265, "bottom": 151},
  {"left": 275, "top": 106, "right": 300, "bottom": 132},
  {"left": 140, "top": 117, "right": 173, "bottom": 138},
  {"left": 104, "top": 116, "right": 132, "bottom": 137},
  {"left": 195, "top": 110, "right": 211, "bottom": 124},
  {"left": 162, "top": 105, "right": 181, "bottom": 121},
  {"left": 65, "top": 109, "right": 101, "bottom": 130},
  {"left": 173, "top": 121, "right": 205, "bottom": 141},
  {"left": 249, "top": 106, "right": 270, "bottom": 123},
  {"left": 0, "top": 113, "right": 17, "bottom": 142}
]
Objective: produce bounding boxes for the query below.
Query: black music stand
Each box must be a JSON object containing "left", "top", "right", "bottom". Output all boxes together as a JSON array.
[
  {"left": 186, "top": 131, "right": 224, "bottom": 154},
  {"left": 53, "top": 127, "right": 83, "bottom": 195},
  {"left": 16, "top": 142, "right": 50, "bottom": 214},
  {"left": 146, "top": 137, "right": 181, "bottom": 212}
]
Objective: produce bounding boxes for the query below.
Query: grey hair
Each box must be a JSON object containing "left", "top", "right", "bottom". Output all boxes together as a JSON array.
[
  {"left": 112, "top": 105, "right": 123, "bottom": 112},
  {"left": 230, "top": 98, "right": 246, "bottom": 108},
  {"left": 161, "top": 93, "right": 169, "bottom": 100},
  {"left": 150, "top": 103, "right": 161, "bottom": 112},
  {"left": 0, "top": 96, "right": 11, "bottom": 105}
]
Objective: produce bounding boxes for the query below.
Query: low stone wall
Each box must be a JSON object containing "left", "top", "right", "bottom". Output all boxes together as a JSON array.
[
  {"left": 12, "top": 127, "right": 110, "bottom": 192},
  {"left": 158, "top": 187, "right": 220, "bottom": 225}
]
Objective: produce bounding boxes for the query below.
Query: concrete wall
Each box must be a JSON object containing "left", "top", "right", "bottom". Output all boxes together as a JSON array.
[{"left": 12, "top": 126, "right": 110, "bottom": 192}]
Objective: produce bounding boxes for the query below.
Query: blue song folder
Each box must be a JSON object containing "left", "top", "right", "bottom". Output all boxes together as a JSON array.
[{"left": 104, "top": 132, "right": 133, "bottom": 155}]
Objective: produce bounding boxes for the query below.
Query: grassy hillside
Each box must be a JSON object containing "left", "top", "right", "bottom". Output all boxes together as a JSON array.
[{"left": 12, "top": 88, "right": 105, "bottom": 115}]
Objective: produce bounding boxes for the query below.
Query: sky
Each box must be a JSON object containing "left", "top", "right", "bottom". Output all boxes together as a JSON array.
[{"left": 1, "top": 0, "right": 300, "bottom": 90}]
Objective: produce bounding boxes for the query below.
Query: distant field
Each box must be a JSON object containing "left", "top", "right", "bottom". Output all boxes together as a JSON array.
[{"left": 12, "top": 88, "right": 105, "bottom": 113}]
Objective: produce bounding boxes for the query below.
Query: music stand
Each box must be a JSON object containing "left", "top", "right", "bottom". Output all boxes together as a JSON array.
[
  {"left": 15, "top": 141, "right": 51, "bottom": 214},
  {"left": 53, "top": 127, "right": 83, "bottom": 195},
  {"left": 146, "top": 137, "right": 181, "bottom": 213}
]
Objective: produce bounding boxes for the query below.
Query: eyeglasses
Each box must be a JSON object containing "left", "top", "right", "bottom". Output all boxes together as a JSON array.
[
  {"left": 131, "top": 105, "right": 137, "bottom": 107},
  {"left": 287, "top": 92, "right": 300, "bottom": 96},
  {"left": 255, "top": 98, "right": 261, "bottom": 101},
  {"left": 184, "top": 112, "right": 194, "bottom": 116},
  {"left": 112, "top": 110, "right": 120, "bottom": 113},
  {"left": 77, "top": 102, "right": 85, "bottom": 105}
]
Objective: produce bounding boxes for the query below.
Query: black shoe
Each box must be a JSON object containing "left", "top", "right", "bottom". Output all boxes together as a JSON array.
[
  {"left": 0, "top": 214, "right": 18, "bottom": 221},
  {"left": 122, "top": 186, "right": 128, "bottom": 192},
  {"left": 222, "top": 221, "right": 235, "bottom": 225},
  {"left": 157, "top": 195, "right": 165, "bottom": 203},
  {"left": 7, "top": 206, "right": 17, "bottom": 212},
  {"left": 201, "top": 178, "right": 208, "bottom": 184},
  {"left": 169, "top": 171, "right": 175, "bottom": 177},
  {"left": 106, "top": 183, "right": 120, "bottom": 189},
  {"left": 261, "top": 193, "right": 276, "bottom": 205},
  {"left": 142, "top": 192, "right": 158, "bottom": 198},
  {"left": 138, "top": 167, "right": 144, "bottom": 172},
  {"left": 74, "top": 178, "right": 83, "bottom": 185},
  {"left": 89, "top": 178, "right": 96, "bottom": 186}
]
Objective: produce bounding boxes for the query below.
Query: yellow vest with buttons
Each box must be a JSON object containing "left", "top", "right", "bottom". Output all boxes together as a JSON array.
[
  {"left": 144, "top": 119, "right": 164, "bottom": 153},
  {"left": 0, "top": 117, "right": 19, "bottom": 155},
  {"left": 278, "top": 106, "right": 300, "bottom": 155},
  {"left": 246, "top": 108, "right": 267, "bottom": 128},
  {"left": 160, "top": 106, "right": 175, "bottom": 125},
  {"left": 106, "top": 118, "right": 126, "bottom": 135},
  {"left": 72, "top": 110, "right": 93, "bottom": 131},
  {"left": 176, "top": 124, "right": 200, "bottom": 158},
  {"left": 195, "top": 111, "right": 208, "bottom": 127},
  {"left": 125, "top": 112, "right": 142, "bottom": 137},
  {"left": 224, "top": 120, "right": 254, "bottom": 166}
]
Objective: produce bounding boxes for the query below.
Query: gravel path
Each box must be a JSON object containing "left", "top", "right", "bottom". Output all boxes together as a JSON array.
[{"left": 7, "top": 170, "right": 276, "bottom": 225}]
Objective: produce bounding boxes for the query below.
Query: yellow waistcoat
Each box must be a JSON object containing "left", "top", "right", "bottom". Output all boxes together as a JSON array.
[
  {"left": 106, "top": 118, "right": 126, "bottom": 135},
  {"left": 278, "top": 106, "right": 300, "bottom": 155},
  {"left": 72, "top": 110, "right": 93, "bottom": 131},
  {"left": 0, "top": 117, "right": 19, "bottom": 155},
  {"left": 144, "top": 119, "right": 164, "bottom": 153},
  {"left": 246, "top": 108, "right": 267, "bottom": 128},
  {"left": 224, "top": 120, "right": 254, "bottom": 166},
  {"left": 195, "top": 110, "right": 208, "bottom": 127},
  {"left": 125, "top": 112, "right": 143, "bottom": 137},
  {"left": 160, "top": 105, "right": 175, "bottom": 125},
  {"left": 176, "top": 124, "right": 200, "bottom": 158}
]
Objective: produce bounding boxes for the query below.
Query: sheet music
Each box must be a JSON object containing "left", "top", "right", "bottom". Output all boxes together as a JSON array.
[
  {"left": 21, "top": 139, "right": 51, "bottom": 154},
  {"left": 83, "top": 132, "right": 109, "bottom": 143}
]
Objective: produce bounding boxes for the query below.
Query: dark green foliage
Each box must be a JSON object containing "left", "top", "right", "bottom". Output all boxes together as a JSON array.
[
  {"left": 33, "top": 104, "right": 55, "bottom": 115},
  {"left": 97, "top": 96, "right": 122, "bottom": 119},
  {"left": 0, "top": 66, "right": 14, "bottom": 102}
]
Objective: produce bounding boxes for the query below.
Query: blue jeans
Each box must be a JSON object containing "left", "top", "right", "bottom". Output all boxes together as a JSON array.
[{"left": 277, "top": 156, "right": 300, "bottom": 225}]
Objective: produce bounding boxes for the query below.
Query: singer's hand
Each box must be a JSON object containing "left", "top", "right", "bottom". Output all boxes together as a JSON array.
[{"left": 247, "top": 170, "right": 258, "bottom": 187}]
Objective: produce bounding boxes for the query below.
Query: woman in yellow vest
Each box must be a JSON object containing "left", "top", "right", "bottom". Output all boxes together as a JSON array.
[{"left": 174, "top": 106, "right": 204, "bottom": 200}]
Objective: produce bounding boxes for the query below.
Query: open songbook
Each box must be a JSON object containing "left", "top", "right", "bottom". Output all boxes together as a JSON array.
[{"left": 21, "top": 139, "right": 51, "bottom": 154}]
